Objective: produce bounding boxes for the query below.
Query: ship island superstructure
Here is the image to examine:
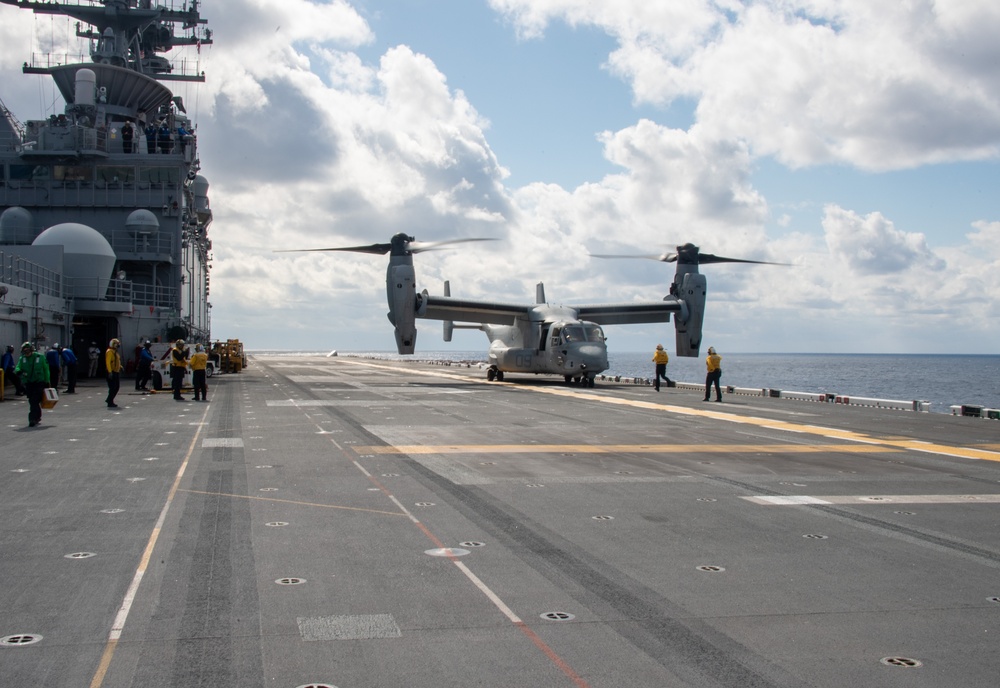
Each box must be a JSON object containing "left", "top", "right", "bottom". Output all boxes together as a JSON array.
[{"left": 0, "top": 0, "right": 214, "bottom": 368}]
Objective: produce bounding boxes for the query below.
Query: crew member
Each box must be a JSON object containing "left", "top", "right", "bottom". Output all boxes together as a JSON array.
[
  {"left": 135, "top": 340, "right": 154, "bottom": 391},
  {"left": 60, "top": 344, "right": 78, "bottom": 394},
  {"left": 121, "top": 120, "right": 135, "bottom": 154},
  {"left": 652, "top": 343, "right": 672, "bottom": 392},
  {"left": 14, "top": 342, "right": 49, "bottom": 427},
  {"left": 170, "top": 339, "right": 189, "bottom": 401},
  {"left": 2, "top": 344, "right": 26, "bottom": 396},
  {"left": 45, "top": 343, "right": 61, "bottom": 389},
  {"left": 704, "top": 346, "right": 722, "bottom": 402},
  {"left": 105, "top": 338, "right": 123, "bottom": 408},
  {"left": 88, "top": 341, "right": 101, "bottom": 377},
  {"left": 190, "top": 343, "right": 209, "bottom": 402}
]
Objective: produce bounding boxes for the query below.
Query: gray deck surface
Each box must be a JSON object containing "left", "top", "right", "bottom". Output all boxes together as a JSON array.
[{"left": 1, "top": 354, "right": 999, "bottom": 687}]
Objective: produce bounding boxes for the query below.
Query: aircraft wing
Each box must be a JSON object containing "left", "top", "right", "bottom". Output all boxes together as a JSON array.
[
  {"left": 576, "top": 300, "right": 681, "bottom": 326},
  {"left": 419, "top": 294, "right": 530, "bottom": 325}
]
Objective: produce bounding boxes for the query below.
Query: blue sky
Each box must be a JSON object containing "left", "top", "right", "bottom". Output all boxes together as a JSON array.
[{"left": 1, "top": 0, "right": 998, "bottom": 355}]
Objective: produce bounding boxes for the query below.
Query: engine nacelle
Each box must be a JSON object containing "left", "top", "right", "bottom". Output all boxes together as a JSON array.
[
  {"left": 674, "top": 271, "right": 706, "bottom": 357},
  {"left": 386, "top": 262, "right": 417, "bottom": 354}
]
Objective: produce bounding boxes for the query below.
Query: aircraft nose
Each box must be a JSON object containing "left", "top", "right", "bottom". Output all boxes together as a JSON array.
[{"left": 574, "top": 344, "right": 608, "bottom": 371}]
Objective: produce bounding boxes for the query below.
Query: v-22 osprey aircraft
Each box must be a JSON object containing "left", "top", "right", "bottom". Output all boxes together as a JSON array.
[{"left": 281, "top": 233, "right": 779, "bottom": 386}]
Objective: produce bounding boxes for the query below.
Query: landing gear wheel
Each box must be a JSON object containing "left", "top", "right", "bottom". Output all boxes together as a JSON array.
[
  {"left": 586, "top": 376, "right": 595, "bottom": 388},
  {"left": 496, "top": 370, "right": 504, "bottom": 381},
  {"left": 564, "top": 375, "right": 573, "bottom": 384},
  {"left": 487, "top": 367, "right": 496, "bottom": 382}
]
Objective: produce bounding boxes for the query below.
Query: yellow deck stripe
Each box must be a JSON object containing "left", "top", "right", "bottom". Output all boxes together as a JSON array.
[
  {"left": 336, "top": 359, "right": 1000, "bottom": 463},
  {"left": 354, "top": 443, "right": 899, "bottom": 455}
]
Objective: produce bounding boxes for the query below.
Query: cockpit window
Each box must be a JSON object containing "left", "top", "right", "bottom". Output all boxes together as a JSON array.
[{"left": 584, "top": 324, "right": 605, "bottom": 342}]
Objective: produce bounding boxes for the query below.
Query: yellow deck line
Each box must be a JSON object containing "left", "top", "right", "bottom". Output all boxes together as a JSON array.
[
  {"left": 354, "top": 443, "right": 899, "bottom": 455},
  {"left": 336, "top": 358, "right": 1000, "bottom": 463}
]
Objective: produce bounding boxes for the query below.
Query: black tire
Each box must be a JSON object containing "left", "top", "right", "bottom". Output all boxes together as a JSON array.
[
  {"left": 496, "top": 370, "right": 504, "bottom": 381},
  {"left": 487, "top": 368, "right": 496, "bottom": 382},
  {"left": 151, "top": 371, "right": 163, "bottom": 391}
]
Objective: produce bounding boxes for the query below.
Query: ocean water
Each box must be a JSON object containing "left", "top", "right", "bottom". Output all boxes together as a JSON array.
[{"left": 252, "top": 350, "right": 1000, "bottom": 414}]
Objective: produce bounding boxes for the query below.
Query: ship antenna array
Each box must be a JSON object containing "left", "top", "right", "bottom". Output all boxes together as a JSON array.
[{"left": 0, "top": 96, "right": 26, "bottom": 141}]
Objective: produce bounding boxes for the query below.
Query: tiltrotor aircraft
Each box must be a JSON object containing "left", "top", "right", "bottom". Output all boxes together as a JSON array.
[{"left": 281, "top": 233, "right": 778, "bottom": 386}]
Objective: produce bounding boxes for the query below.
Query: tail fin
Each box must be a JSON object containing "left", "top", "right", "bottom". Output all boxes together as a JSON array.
[
  {"left": 674, "top": 272, "right": 706, "bottom": 357},
  {"left": 442, "top": 280, "right": 453, "bottom": 342}
]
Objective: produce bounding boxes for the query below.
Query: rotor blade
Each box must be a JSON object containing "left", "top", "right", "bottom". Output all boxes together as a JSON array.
[
  {"left": 408, "top": 238, "right": 497, "bottom": 253},
  {"left": 698, "top": 253, "right": 789, "bottom": 266},
  {"left": 589, "top": 252, "right": 678, "bottom": 263},
  {"left": 273, "top": 242, "right": 392, "bottom": 255}
]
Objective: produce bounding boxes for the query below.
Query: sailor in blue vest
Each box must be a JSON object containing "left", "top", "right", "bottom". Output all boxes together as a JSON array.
[
  {"left": 136, "top": 340, "right": 154, "bottom": 391},
  {"left": 2, "top": 344, "right": 26, "bottom": 396},
  {"left": 45, "top": 344, "right": 61, "bottom": 388},
  {"left": 60, "top": 344, "right": 78, "bottom": 393}
]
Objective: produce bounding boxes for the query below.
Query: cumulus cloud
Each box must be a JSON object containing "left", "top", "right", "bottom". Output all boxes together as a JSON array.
[
  {"left": 490, "top": 0, "right": 1000, "bottom": 171},
  {"left": 823, "top": 206, "right": 945, "bottom": 275}
]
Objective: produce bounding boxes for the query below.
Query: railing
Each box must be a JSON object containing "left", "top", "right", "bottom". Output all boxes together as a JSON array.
[
  {"left": 110, "top": 230, "right": 175, "bottom": 257},
  {"left": 131, "top": 282, "right": 177, "bottom": 309},
  {"left": 0, "top": 181, "right": 182, "bottom": 210},
  {"left": 24, "top": 51, "right": 206, "bottom": 81},
  {"left": 1, "top": 251, "right": 64, "bottom": 298}
]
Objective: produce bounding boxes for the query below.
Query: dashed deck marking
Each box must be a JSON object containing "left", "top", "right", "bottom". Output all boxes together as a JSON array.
[{"left": 745, "top": 494, "right": 1000, "bottom": 506}]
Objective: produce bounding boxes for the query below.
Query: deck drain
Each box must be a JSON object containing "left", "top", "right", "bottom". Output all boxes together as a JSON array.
[
  {"left": 10, "top": 469, "right": 30, "bottom": 473},
  {"left": 265, "top": 522, "right": 288, "bottom": 527},
  {"left": 696, "top": 498, "right": 717, "bottom": 502},
  {"left": 803, "top": 534, "right": 828, "bottom": 539},
  {"left": 540, "top": 611, "right": 575, "bottom": 621},
  {"left": 592, "top": 515, "right": 614, "bottom": 520},
  {"left": 414, "top": 502, "right": 435, "bottom": 507},
  {"left": 425, "top": 548, "right": 470, "bottom": 557},
  {"left": 126, "top": 477, "right": 145, "bottom": 483},
  {"left": 988, "top": 597, "right": 1000, "bottom": 604},
  {"left": 459, "top": 541, "right": 485, "bottom": 548},
  {"left": 614, "top": 471, "right": 633, "bottom": 475},
  {"left": 259, "top": 488, "right": 278, "bottom": 492},
  {"left": 894, "top": 511, "right": 915, "bottom": 515},
  {"left": 1, "top": 634, "right": 42, "bottom": 647},
  {"left": 294, "top": 684, "right": 337, "bottom": 688},
  {"left": 142, "top": 457, "right": 159, "bottom": 461},
  {"left": 479, "top": 462, "right": 496, "bottom": 466},
  {"left": 65, "top": 552, "right": 96, "bottom": 559},
  {"left": 255, "top": 465, "right": 273, "bottom": 469},
  {"left": 275, "top": 577, "right": 306, "bottom": 586},
  {"left": 525, "top": 484, "right": 545, "bottom": 488},
  {"left": 697, "top": 565, "right": 725, "bottom": 572},
  {"left": 880, "top": 657, "right": 922, "bottom": 668},
  {"left": 381, "top": 473, "right": 399, "bottom": 477},
  {"left": 101, "top": 509, "right": 125, "bottom": 514},
  {"left": 862, "top": 497, "right": 888, "bottom": 501}
]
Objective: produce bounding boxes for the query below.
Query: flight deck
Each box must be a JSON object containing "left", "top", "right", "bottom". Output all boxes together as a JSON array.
[{"left": 1, "top": 354, "right": 999, "bottom": 687}]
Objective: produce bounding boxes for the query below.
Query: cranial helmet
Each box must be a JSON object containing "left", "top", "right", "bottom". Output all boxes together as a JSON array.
[
  {"left": 21, "top": 342, "right": 33, "bottom": 352},
  {"left": 110, "top": 338, "right": 120, "bottom": 348},
  {"left": 176, "top": 339, "right": 185, "bottom": 347}
]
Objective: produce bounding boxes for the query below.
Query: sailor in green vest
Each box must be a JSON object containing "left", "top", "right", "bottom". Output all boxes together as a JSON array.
[{"left": 14, "top": 342, "right": 50, "bottom": 427}]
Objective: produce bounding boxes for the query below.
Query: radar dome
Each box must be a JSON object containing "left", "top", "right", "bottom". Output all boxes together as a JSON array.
[
  {"left": 33, "top": 223, "right": 117, "bottom": 292},
  {"left": 0, "top": 207, "right": 35, "bottom": 244},
  {"left": 126, "top": 209, "right": 159, "bottom": 236}
]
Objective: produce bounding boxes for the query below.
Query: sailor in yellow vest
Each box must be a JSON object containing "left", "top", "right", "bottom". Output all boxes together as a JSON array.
[
  {"left": 105, "top": 338, "right": 123, "bottom": 408},
  {"left": 190, "top": 343, "right": 209, "bottom": 402},
  {"left": 652, "top": 343, "right": 672, "bottom": 392},
  {"left": 170, "top": 339, "right": 189, "bottom": 401},
  {"left": 704, "top": 346, "right": 722, "bottom": 402}
]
